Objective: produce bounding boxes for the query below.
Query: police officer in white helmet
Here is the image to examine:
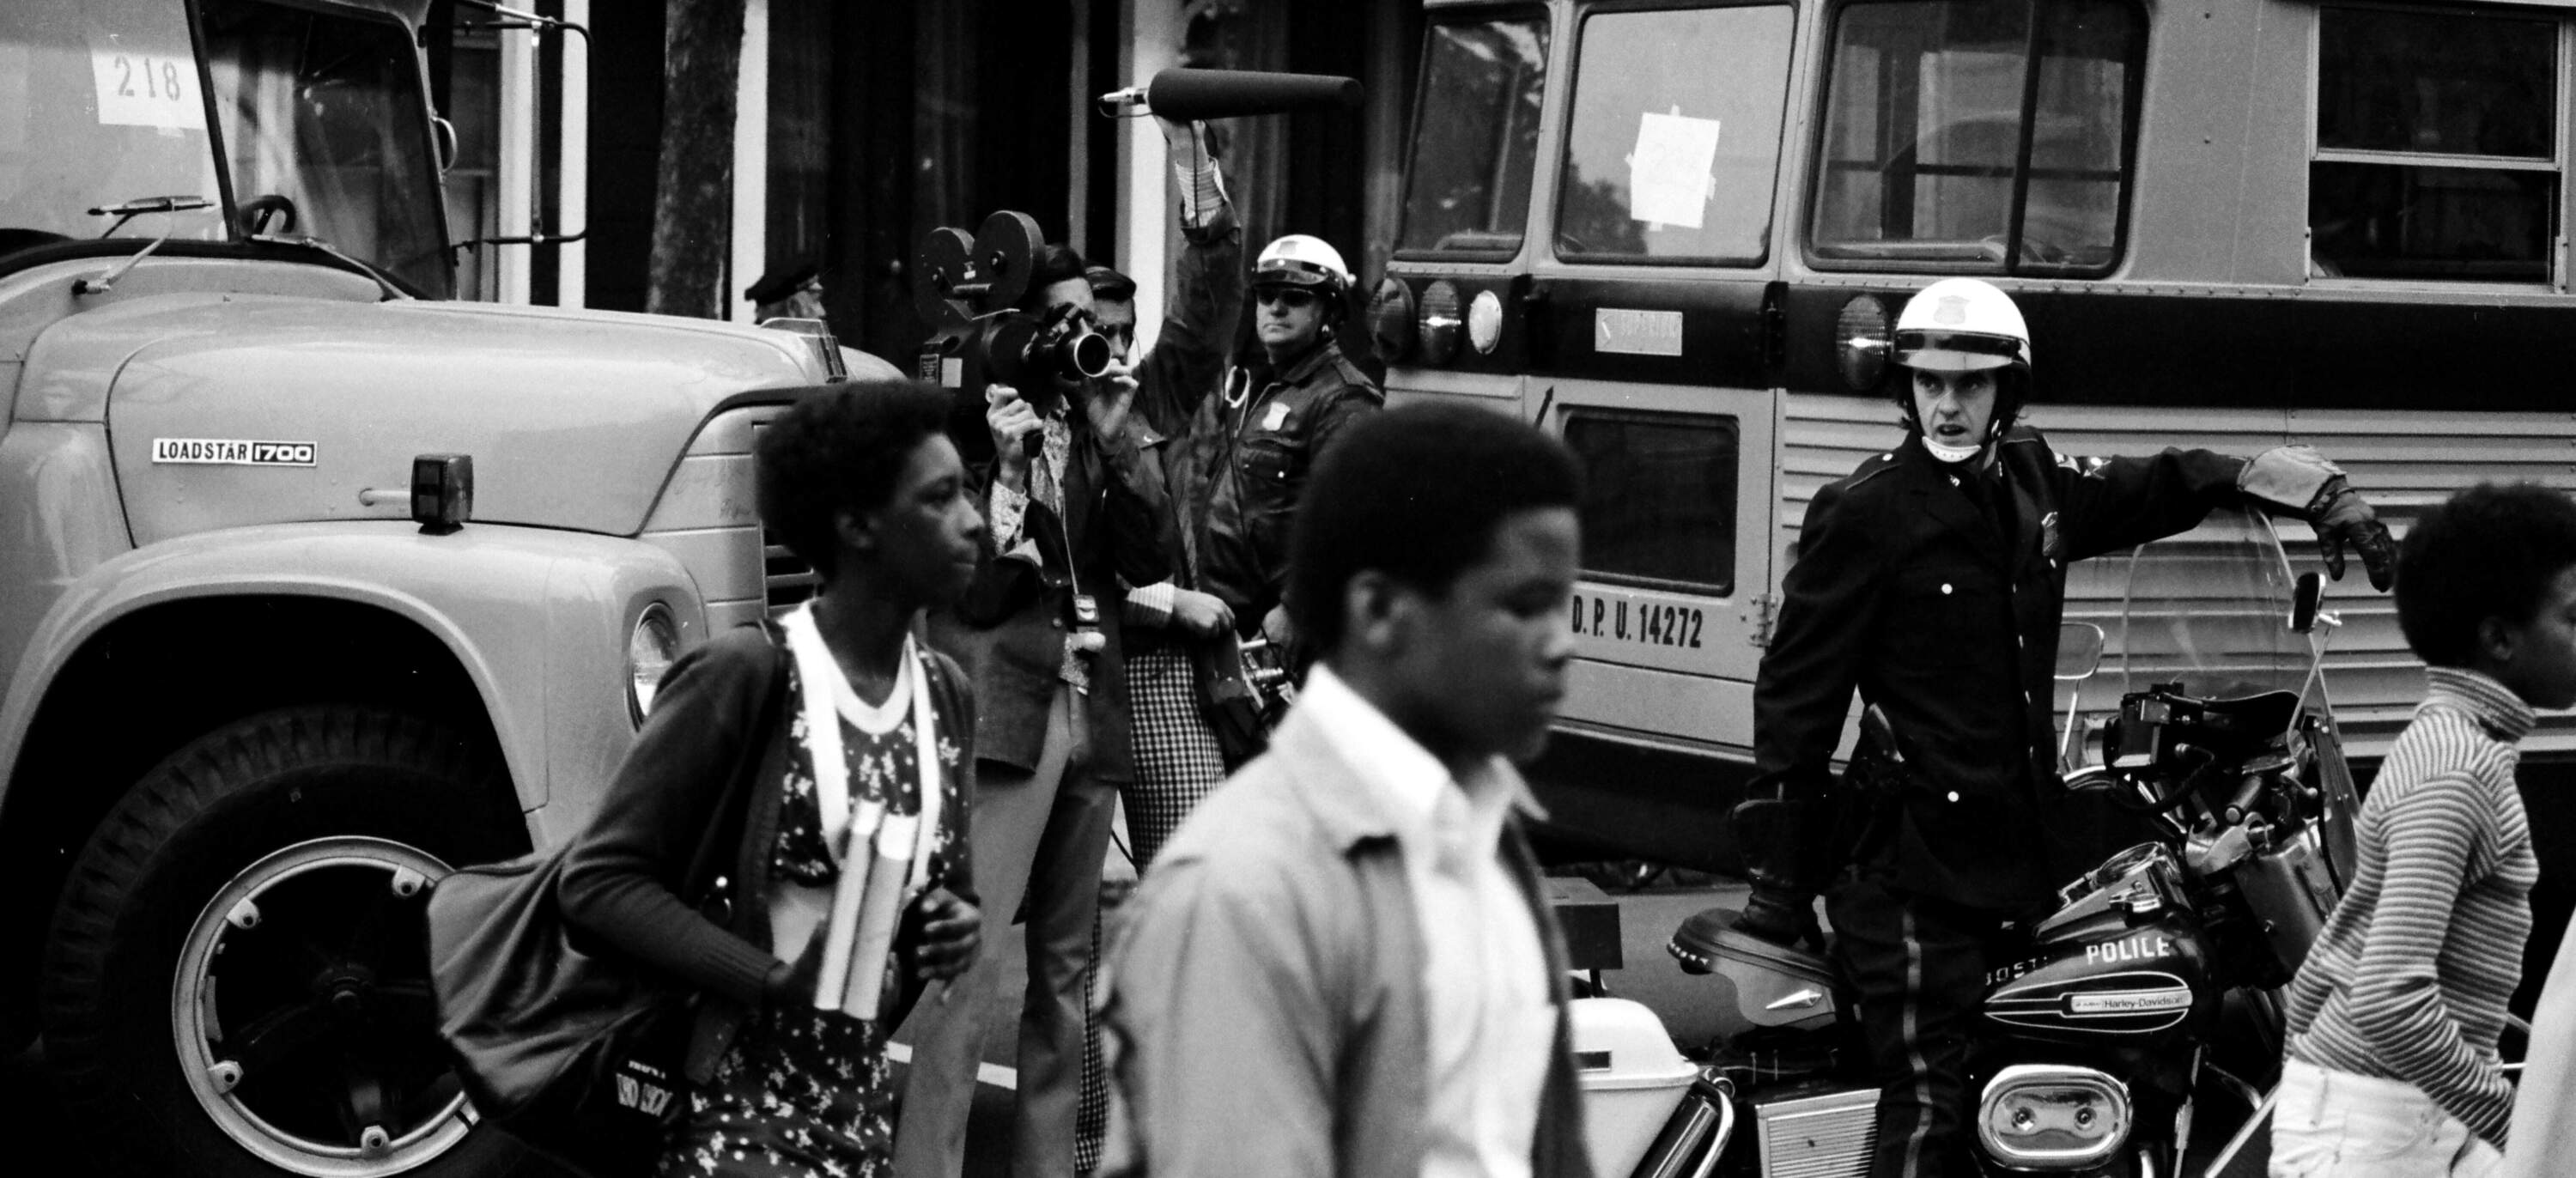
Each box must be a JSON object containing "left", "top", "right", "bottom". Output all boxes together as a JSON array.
[
  {"left": 1732, "top": 277, "right": 2394, "bottom": 1178},
  {"left": 1186, "top": 232, "right": 1383, "bottom": 657}
]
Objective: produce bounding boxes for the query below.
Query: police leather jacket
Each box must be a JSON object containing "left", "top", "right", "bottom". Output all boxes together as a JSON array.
[
  {"left": 1745, "top": 428, "right": 2248, "bottom": 910},
  {"left": 1184, "top": 337, "right": 1382, "bottom": 626}
]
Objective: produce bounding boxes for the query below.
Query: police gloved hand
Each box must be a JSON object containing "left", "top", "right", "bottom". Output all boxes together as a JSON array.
[
  {"left": 1731, "top": 884, "right": 1824, "bottom": 951},
  {"left": 2311, "top": 476, "right": 2396, "bottom": 592},
  {"left": 2238, "top": 445, "right": 2397, "bottom": 592}
]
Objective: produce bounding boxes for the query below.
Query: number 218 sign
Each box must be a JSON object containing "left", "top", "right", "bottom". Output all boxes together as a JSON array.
[{"left": 86, "top": 35, "right": 208, "bottom": 132}]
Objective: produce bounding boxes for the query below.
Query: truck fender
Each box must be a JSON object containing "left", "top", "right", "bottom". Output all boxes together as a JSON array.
[{"left": 0, "top": 520, "right": 707, "bottom": 839}]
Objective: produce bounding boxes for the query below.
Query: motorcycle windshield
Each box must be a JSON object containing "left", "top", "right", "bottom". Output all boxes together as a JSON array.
[{"left": 2109, "top": 504, "right": 2312, "bottom": 705}]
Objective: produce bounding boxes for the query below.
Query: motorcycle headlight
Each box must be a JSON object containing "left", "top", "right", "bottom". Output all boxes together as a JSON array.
[
  {"left": 627, "top": 603, "right": 680, "bottom": 725},
  {"left": 1977, "top": 1064, "right": 2129, "bottom": 1170}
]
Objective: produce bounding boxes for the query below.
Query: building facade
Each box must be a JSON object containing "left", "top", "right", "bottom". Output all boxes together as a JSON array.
[{"left": 433, "top": 0, "right": 1418, "bottom": 367}]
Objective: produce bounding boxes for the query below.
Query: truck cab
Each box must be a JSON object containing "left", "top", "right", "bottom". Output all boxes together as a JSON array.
[{"left": 1, "top": 2, "right": 851, "bottom": 1173}]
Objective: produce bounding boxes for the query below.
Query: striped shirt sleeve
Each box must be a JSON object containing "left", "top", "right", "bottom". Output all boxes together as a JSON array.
[
  {"left": 1124, "top": 580, "right": 1178, "bottom": 627},
  {"left": 2342, "top": 774, "right": 2518, "bottom": 1141}
]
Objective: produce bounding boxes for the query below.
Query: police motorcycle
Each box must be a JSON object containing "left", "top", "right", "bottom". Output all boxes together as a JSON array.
[{"left": 1571, "top": 504, "right": 2360, "bottom": 1178}]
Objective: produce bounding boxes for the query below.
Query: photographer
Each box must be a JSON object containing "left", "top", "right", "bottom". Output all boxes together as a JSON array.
[{"left": 898, "top": 244, "right": 1168, "bottom": 1178}]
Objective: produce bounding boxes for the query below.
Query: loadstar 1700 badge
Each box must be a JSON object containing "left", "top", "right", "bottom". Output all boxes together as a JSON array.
[{"left": 150, "top": 439, "right": 318, "bottom": 466}]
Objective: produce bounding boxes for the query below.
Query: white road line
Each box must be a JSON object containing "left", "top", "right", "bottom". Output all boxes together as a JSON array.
[{"left": 884, "top": 1041, "right": 1019, "bottom": 1090}]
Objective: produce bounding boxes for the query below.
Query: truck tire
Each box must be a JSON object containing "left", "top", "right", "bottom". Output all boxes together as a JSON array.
[{"left": 40, "top": 706, "right": 534, "bottom": 1178}]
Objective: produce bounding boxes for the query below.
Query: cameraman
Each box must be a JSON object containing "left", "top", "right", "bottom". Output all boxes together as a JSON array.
[{"left": 900, "top": 243, "right": 1168, "bottom": 1178}]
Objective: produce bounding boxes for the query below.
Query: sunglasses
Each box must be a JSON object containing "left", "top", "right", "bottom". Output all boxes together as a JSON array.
[{"left": 1255, "top": 287, "right": 1318, "bottom": 309}]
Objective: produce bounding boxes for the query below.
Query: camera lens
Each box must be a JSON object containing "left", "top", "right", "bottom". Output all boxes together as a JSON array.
[{"left": 1060, "top": 327, "right": 1112, "bottom": 380}]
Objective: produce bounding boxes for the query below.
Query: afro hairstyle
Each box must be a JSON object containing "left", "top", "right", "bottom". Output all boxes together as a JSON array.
[
  {"left": 2396, "top": 480, "right": 2576, "bottom": 669},
  {"left": 756, "top": 380, "right": 955, "bottom": 582}
]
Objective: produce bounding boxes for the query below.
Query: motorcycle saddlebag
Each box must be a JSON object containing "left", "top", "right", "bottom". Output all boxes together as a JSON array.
[{"left": 1668, "top": 906, "right": 1840, "bottom": 1029}]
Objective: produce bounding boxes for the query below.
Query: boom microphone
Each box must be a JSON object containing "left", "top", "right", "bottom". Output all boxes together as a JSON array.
[{"left": 1095, "top": 68, "right": 1361, "bottom": 120}]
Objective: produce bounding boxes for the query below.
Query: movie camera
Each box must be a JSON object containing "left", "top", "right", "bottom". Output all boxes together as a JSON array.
[{"left": 911, "top": 209, "right": 1111, "bottom": 406}]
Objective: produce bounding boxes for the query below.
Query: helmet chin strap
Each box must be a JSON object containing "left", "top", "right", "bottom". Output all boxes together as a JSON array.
[{"left": 1923, "top": 435, "right": 1984, "bottom": 465}]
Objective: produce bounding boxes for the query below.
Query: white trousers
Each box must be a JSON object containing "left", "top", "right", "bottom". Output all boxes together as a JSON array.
[{"left": 2269, "top": 1059, "right": 2503, "bottom": 1178}]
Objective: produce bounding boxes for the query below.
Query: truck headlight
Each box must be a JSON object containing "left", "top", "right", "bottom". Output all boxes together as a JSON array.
[
  {"left": 627, "top": 603, "right": 680, "bottom": 725},
  {"left": 1417, "top": 280, "right": 1463, "bottom": 364}
]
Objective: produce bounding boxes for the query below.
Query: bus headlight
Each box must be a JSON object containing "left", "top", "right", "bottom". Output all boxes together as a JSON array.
[
  {"left": 627, "top": 603, "right": 680, "bottom": 725},
  {"left": 1467, "top": 289, "right": 1504, "bottom": 355},
  {"left": 1369, "top": 276, "right": 1416, "bottom": 361},
  {"left": 1836, "top": 294, "right": 1892, "bottom": 391},
  {"left": 1418, "top": 280, "right": 1463, "bottom": 364}
]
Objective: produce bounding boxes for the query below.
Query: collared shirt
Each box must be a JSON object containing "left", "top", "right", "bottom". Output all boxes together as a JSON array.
[
  {"left": 984, "top": 408, "right": 1092, "bottom": 689},
  {"left": 987, "top": 408, "right": 1074, "bottom": 553},
  {"left": 2284, "top": 665, "right": 2538, "bottom": 1145},
  {"left": 1297, "top": 665, "right": 1553, "bottom": 1178}
]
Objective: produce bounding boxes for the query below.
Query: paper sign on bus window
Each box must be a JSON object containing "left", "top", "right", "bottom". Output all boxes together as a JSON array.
[
  {"left": 1625, "top": 108, "right": 1720, "bottom": 229},
  {"left": 87, "top": 34, "right": 207, "bottom": 131}
]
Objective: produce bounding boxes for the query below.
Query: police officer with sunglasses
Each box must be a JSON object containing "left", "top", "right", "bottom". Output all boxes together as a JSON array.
[{"left": 1187, "top": 234, "right": 1383, "bottom": 652}]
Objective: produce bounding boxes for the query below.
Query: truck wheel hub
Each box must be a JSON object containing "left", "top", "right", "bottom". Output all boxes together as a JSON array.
[{"left": 173, "top": 836, "right": 471, "bottom": 1176}]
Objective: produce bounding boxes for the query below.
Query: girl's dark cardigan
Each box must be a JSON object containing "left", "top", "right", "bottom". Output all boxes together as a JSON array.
[{"left": 557, "top": 622, "right": 976, "bottom": 1076}]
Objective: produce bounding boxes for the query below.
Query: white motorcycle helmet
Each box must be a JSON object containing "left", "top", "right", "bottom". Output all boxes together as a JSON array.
[
  {"left": 1892, "top": 277, "right": 2032, "bottom": 462},
  {"left": 1251, "top": 234, "right": 1352, "bottom": 309}
]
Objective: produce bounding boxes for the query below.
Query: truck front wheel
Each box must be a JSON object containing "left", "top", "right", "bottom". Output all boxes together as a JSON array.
[{"left": 40, "top": 706, "right": 531, "bottom": 1177}]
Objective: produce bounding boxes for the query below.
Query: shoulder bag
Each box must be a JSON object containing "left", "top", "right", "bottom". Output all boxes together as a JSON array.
[{"left": 424, "top": 635, "right": 787, "bottom": 1177}]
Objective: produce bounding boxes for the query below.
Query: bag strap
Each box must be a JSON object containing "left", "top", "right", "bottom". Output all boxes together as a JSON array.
[{"left": 678, "top": 622, "right": 792, "bottom": 909}]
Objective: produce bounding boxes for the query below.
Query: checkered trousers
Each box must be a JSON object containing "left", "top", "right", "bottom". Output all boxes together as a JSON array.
[{"left": 1120, "top": 647, "right": 1228, "bottom": 871}]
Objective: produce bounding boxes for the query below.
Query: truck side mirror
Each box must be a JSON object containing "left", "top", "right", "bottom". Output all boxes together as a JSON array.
[
  {"left": 2292, "top": 572, "right": 2324, "bottom": 634},
  {"left": 432, "top": 116, "right": 459, "bottom": 177}
]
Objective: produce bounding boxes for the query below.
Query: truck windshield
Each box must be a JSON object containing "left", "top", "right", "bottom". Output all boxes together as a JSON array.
[
  {"left": 1394, "top": 12, "right": 1550, "bottom": 258},
  {"left": 1555, "top": 4, "right": 1794, "bottom": 264},
  {"left": 200, "top": 0, "right": 453, "bottom": 296},
  {"left": 0, "top": 0, "right": 228, "bottom": 257},
  {"left": 1809, "top": 0, "right": 2143, "bottom": 274}
]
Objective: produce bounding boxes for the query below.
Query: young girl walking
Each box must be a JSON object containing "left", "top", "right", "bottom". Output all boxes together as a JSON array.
[
  {"left": 560, "top": 380, "right": 988, "bottom": 1176},
  {"left": 2274, "top": 483, "right": 2576, "bottom": 1177}
]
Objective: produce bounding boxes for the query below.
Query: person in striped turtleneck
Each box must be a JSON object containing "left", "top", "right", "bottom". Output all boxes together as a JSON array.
[{"left": 2274, "top": 483, "right": 2576, "bottom": 1178}]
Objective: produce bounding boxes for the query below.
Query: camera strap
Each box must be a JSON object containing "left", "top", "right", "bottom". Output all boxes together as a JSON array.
[{"left": 1032, "top": 427, "right": 1104, "bottom": 655}]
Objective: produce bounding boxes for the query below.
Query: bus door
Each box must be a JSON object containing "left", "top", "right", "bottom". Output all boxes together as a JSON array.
[{"left": 1534, "top": 1, "right": 1801, "bottom": 758}]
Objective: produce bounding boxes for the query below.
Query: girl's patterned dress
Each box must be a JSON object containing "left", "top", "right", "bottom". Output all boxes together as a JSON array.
[{"left": 659, "top": 663, "right": 955, "bottom": 1178}]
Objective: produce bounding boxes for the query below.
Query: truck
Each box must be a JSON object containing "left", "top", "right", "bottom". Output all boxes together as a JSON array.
[
  {"left": 1370, "top": 0, "right": 2576, "bottom": 877},
  {"left": 0, "top": 1, "right": 854, "bottom": 1173}
]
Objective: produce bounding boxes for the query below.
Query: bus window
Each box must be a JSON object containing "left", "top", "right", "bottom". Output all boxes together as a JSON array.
[
  {"left": 1554, "top": 4, "right": 1794, "bottom": 264},
  {"left": 1394, "top": 13, "right": 1550, "bottom": 258},
  {"left": 2310, "top": 7, "right": 2556, "bottom": 282},
  {"left": 1565, "top": 410, "right": 1739, "bottom": 595},
  {"left": 1809, "top": 0, "right": 2143, "bottom": 275}
]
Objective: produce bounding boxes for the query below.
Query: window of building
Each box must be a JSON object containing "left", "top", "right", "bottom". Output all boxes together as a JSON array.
[
  {"left": 1564, "top": 410, "right": 1739, "bottom": 595},
  {"left": 1808, "top": 0, "right": 2143, "bottom": 274},
  {"left": 1554, "top": 4, "right": 1794, "bottom": 264},
  {"left": 2310, "top": 7, "right": 2558, "bottom": 282},
  {"left": 1394, "top": 12, "right": 1550, "bottom": 258}
]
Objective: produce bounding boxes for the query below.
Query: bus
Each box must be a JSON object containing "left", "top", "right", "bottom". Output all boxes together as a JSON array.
[{"left": 1368, "top": 0, "right": 2576, "bottom": 874}]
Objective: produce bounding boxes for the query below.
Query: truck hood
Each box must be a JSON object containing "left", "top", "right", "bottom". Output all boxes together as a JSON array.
[{"left": 43, "top": 295, "right": 820, "bottom": 543}]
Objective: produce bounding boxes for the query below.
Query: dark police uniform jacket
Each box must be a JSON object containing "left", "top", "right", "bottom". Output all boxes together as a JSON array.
[
  {"left": 1747, "top": 426, "right": 2247, "bottom": 911},
  {"left": 1183, "top": 337, "right": 1382, "bottom": 627}
]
